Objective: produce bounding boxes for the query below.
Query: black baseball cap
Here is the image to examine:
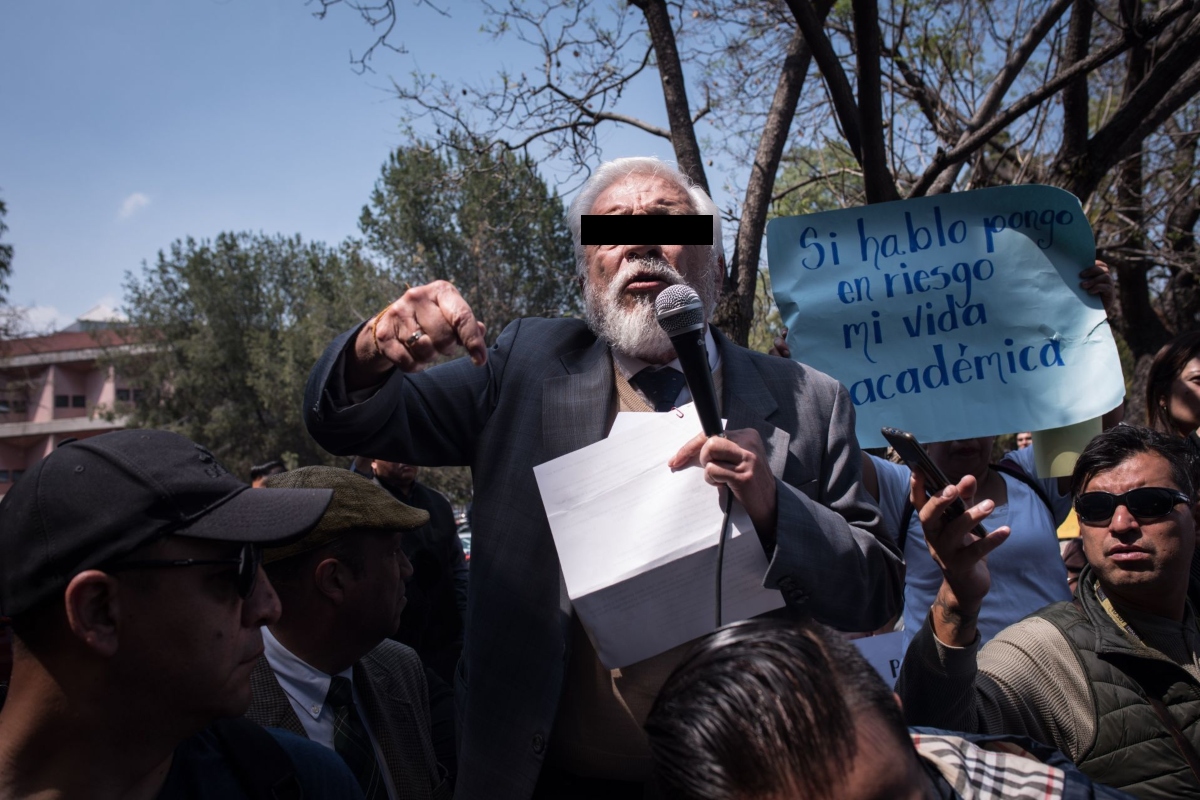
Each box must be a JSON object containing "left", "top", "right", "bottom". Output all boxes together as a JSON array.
[{"left": 0, "top": 429, "right": 333, "bottom": 617}]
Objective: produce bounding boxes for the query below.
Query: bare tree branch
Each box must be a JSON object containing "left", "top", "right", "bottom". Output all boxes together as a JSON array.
[
  {"left": 784, "top": 0, "right": 864, "bottom": 161},
  {"left": 910, "top": 0, "right": 1197, "bottom": 197},
  {"left": 924, "top": 0, "right": 1074, "bottom": 194}
]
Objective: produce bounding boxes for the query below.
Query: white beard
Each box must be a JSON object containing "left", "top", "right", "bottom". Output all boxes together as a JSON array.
[{"left": 583, "top": 256, "right": 714, "bottom": 362}]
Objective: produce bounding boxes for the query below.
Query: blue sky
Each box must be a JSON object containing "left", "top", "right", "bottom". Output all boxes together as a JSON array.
[{"left": 1, "top": 0, "right": 679, "bottom": 331}]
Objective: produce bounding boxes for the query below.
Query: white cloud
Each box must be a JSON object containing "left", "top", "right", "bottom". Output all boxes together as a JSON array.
[
  {"left": 10, "top": 304, "right": 65, "bottom": 335},
  {"left": 118, "top": 192, "right": 150, "bottom": 220}
]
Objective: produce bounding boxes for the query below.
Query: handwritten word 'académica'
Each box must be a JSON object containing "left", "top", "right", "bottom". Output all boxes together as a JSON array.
[{"left": 848, "top": 338, "right": 1066, "bottom": 406}]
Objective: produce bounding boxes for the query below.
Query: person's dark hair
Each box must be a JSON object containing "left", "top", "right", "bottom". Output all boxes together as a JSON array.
[
  {"left": 1146, "top": 332, "right": 1200, "bottom": 435},
  {"left": 249, "top": 460, "right": 287, "bottom": 482},
  {"left": 644, "top": 618, "right": 910, "bottom": 800},
  {"left": 263, "top": 534, "right": 369, "bottom": 587},
  {"left": 1071, "top": 424, "right": 1197, "bottom": 500},
  {"left": 7, "top": 600, "right": 66, "bottom": 656}
]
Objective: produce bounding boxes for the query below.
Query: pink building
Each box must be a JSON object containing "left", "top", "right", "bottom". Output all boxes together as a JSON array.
[{"left": 0, "top": 311, "right": 145, "bottom": 497}]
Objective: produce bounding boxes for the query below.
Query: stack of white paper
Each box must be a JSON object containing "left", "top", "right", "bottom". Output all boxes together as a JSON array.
[{"left": 534, "top": 404, "right": 785, "bottom": 668}]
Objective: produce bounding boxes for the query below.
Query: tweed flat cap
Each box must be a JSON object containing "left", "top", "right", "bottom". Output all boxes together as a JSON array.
[{"left": 260, "top": 466, "right": 429, "bottom": 563}]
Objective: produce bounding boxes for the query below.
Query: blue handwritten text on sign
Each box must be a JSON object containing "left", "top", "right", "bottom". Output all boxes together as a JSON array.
[{"left": 766, "top": 186, "right": 1124, "bottom": 449}]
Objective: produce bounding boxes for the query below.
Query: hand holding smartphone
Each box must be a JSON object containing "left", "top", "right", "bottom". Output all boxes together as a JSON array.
[{"left": 880, "top": 427, "right": 990, "bottom": 538}]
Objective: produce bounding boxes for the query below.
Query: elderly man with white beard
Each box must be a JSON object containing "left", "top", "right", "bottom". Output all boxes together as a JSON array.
[{"left": 303, "top": 157, "right": 902, "bottom": 800}]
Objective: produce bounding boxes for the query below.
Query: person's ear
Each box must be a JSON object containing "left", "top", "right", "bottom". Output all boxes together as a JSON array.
[
  {"left": 313, "top": 558, "right": 349, "bottom": 605},
  {"left": 63, "top": 570, "right": 122, "bottom": 657},
  {"left": 893, "top": 692, "right": 904, "bottom": 712}
]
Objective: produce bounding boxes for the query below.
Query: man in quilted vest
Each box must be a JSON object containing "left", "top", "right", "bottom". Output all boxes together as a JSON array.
[{"left": 897, "top": 425, "right": 1200, "bottom": 798}]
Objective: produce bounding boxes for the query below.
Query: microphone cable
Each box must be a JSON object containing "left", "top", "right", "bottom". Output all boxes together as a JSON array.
[
  {"left": 653, "top": 284, "right": 734, "bottom": 631},
  {"left": 715, "top": 487, "right": 733, "bottom": 628}
]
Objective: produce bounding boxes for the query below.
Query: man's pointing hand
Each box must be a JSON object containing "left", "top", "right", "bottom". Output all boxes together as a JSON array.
[{"left": 349, "top": 281, "right": 488, "bottom": 389}]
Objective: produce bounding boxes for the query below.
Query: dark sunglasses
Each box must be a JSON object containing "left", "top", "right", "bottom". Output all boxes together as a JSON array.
[
  {"left": 1074, "top": 487, "right": 1191, "bottom": 525},
  {"left": 108, "top": 542, "right": 263, "bottom": 598}
]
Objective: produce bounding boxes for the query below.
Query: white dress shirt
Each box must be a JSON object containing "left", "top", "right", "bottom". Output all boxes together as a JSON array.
[
  {"left": 611, "top": 326, "right": 720, "bottom": 407},
  {"left": 261, "top": 626, "right": 399, "bottom": 800}
]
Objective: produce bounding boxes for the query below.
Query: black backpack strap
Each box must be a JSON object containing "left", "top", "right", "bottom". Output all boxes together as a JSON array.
[
  {"left": 992, "top": 459, "right": 1055, "bottom": 518},
  {"left": 899, "top": 460, "right": 1052, "bottom": 552},
  {"left": 898, "top": 499, "right": 914, "bottom": 552},
  {"left": 209, "top": 718, "right": 304, "bottom": 800}
]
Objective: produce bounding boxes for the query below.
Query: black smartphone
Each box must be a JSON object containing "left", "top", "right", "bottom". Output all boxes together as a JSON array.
[{"left": 880, "top": 427, "right": 989, "bottom": 537}]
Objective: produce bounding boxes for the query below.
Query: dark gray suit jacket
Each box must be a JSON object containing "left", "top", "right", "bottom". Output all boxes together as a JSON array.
[
  {"left": 246, "top": 639, "right": 449, "bottom": 800},
  {"left": 304, "top": 317, "right": 902, "bottom": 800}
]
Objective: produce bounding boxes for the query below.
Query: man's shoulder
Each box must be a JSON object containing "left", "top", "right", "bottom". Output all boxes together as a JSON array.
[
  {"left": 266, "top": 729, "right": 365, "bottom": 797},
  {"left": 983, "top": 610, "right": 1087, "bottom": 670},
  {"left": 362, "top": 639, "right": 427, "bottom": 687},
  {"left": 719, "top": 336, "right": 845, "bottom": 398},
  {"left": 499, "top": 316, "right": 596, "bottom": 354},
  {"left": 164, "top": 724, "right": 362, "bottom": 799}
]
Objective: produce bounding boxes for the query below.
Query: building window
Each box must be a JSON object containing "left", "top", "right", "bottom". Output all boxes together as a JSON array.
[
  {"left": 11, "top": 470, "right": 24, "bottom": 483},
  {"left": 0, "top": 401, "right": 8, "bottom": 413},
  {"left": 71, "top": 395, "right": 86, "bottom": 408},
  {"left": 12, "top": 400, "right": 26, "bottom": 413},
  {"left": 133, "top": 389, "right": 145, "bottom": 404},
  {"left": 116, "top": 388, "right": 131, "bottom": 403},
  {"left": 0, "top": 471, "right": 8, "bottom": 483},
  {"left": 54, "top": 395, "right": 69, "bottom": 408}
]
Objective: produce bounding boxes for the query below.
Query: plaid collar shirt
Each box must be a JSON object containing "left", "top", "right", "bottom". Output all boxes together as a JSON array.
[{"left": 912, "top": 730, "right": 1134, "bottom": 800}]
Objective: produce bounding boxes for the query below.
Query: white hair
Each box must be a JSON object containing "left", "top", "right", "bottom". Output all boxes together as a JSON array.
[{"left": 567, "top": 157, "right": 724, "bottom": 279}]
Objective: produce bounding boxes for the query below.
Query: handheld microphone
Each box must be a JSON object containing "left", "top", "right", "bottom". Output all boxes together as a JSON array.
[
  {"left": 654, "top": 285, "right": 722, "bottom": 437},
  {"left": 655, "top": 284, "right": 732, "bottom": 628}
]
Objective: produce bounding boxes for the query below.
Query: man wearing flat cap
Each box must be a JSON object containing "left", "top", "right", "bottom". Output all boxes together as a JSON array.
[{"left": 246, "top": 466, "right": 449, "bottom": 800}]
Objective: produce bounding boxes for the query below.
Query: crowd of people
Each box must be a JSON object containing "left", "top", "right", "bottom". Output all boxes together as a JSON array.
[{"left": 1, "top": 156, "right": 1199, "bottom": 799}]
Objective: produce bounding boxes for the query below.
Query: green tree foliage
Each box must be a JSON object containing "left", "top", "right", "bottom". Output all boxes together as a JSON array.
[
  {"left": 117, "top": 232, "right": 397, "bottom": 478},
  {"left": 359, "top": 139, "right": 581, "bottom": 340}
]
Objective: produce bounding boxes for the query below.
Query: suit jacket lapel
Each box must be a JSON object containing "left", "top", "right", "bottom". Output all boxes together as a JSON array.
[
  {"left": 541, "top": 337, "right": 615, "bottom": 461},
  {"left": 354, "top": 658, "right": 431, "bottom": 800},
  {"left": 246, "top": 656, "right": 307, "bottom": 737},
  {"left": 715, "top": 330, "right": 790, "bottom": 480}
]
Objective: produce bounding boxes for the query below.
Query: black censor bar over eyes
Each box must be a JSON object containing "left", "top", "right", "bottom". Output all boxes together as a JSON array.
[{"left": 581, "top": 214, "right": 713, "bottom": 246}]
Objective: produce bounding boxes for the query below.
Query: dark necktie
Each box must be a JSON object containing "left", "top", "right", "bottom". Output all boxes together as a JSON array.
[
  {"left": 630, "top": 366, "right": 686, "bottom": 412},
  {"left": 326, "top": 675, "right": 387, "bottom": 800}
]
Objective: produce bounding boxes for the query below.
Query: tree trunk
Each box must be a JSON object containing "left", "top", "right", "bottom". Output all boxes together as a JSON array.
[
  {"left": 1056, "top": 0, "right": 1093, "bottom": 165},
  {"left": 631, "top": 0, "right": 710, "bottom": 194},
  {"left": 713, "top": 3, "right": 832, "bottom": 345},
  {"left": 852, "top": 0, "right": 900, "bottom": 203}
]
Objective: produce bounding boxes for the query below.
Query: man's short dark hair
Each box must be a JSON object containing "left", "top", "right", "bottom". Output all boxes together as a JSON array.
[
  {"left": 250, "top": 460, "right": 287, "bottom": 482},
  {"left": 645, "top": 618, "right": 910, "bottom": 800},
  {"left": 1071, "top": 424, "right": 1197, "bottom": 500}
]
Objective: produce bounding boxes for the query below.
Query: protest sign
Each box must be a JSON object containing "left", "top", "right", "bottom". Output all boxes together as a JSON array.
[
  {"left": 767, "top": 185, "right": 1124, "bottom": 449},
  {"left": 852, "top": 631, "right": 904, "bottom": 689}
]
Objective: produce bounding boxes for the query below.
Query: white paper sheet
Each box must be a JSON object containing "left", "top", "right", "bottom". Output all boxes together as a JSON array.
[{"left": 534, "top": 404, "right": 785, "bottom": 668}]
